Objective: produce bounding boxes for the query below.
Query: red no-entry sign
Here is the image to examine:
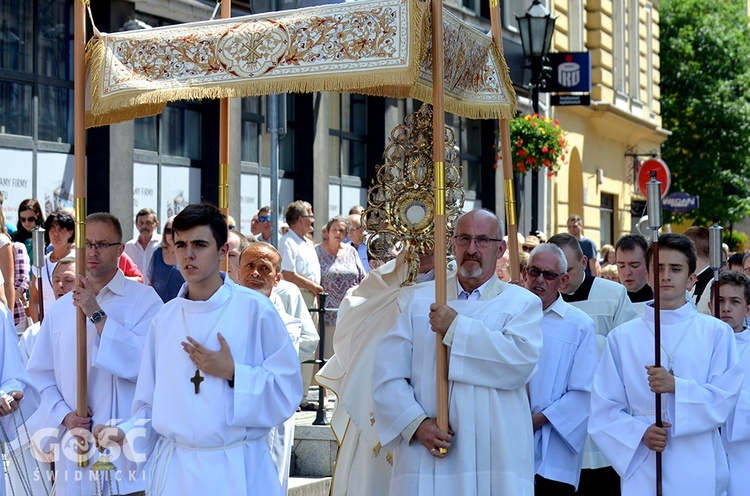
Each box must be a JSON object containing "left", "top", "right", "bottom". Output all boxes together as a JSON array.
[{"left": 637, "top": 158, "right": 670, "bottom": 198}]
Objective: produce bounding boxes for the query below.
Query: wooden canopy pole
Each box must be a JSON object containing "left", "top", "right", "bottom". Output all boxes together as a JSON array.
[
  {"left": 488, "top": 0, "right": 520, "bottom": 280},
  {"left": 219, "top": 0, "right": 232, "bottom": 271},
  {"left": 431, "top": 0, "right": 449, "bottom": 452},
  {"left": 74, "top": 0, "right": 88, "bottom": 468}
]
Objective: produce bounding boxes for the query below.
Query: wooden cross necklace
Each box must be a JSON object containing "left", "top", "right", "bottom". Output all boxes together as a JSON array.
[{"left": 181, "top": 299, "right": 231, "bottom": 394}]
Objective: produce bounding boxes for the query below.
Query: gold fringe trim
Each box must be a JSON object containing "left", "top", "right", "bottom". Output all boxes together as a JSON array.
[{"left": 85, "top": 0, "right": 516, "bottom": 127}]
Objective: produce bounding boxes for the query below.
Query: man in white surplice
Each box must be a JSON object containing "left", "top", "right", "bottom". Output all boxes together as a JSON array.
[
  {"left": 522, "top": 243, "right": 597, "bottom": 494},
  {"left": 589, "top": 233, "right": 742, "bottom": 495},
  {"left": 27, "top": 213, "right": 163, "bottom": 496},
  {"left": 94, "top": 203, "right": 302, "bottom": 496},
  {"left": 373, "top": 209, "right": 543, "bottom": 495}
]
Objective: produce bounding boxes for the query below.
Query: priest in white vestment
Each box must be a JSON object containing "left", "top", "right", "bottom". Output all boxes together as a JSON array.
[
  {"left": 711, "top": 271, "right": 750, "bottom": 496},
  {"left": 0, "top": 304, "right": 40, "bottom": 496},
  {"left": 373, "top": 210, "right": 543, "bottom": 496},
  {"left": 27, "top": 213, "right": 163, "bottom": 496},
  {"left": 522, "top": 243, "right": 598, "bottom": 494},
  {"left": 316, "top": 250, "right": 438, "bottom": 496},
  {"left": 95, "top": 203, "right": 302, "bottom": 496},
  {"left": 589, "top": 234, "right": 742, "bottom": 496}
]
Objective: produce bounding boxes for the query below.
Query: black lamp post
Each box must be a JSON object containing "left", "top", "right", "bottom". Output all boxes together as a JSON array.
[
  {"left": 516, "top": 0, "right": 556, "bottom": 231},
  {"left": 516, "top": 0, "right": 556, "bottom": 114}
]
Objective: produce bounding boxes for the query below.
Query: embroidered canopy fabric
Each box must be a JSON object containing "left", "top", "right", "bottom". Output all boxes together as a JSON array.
[{"left": 86, "top": 0, "right": 516, "bottom": 127}]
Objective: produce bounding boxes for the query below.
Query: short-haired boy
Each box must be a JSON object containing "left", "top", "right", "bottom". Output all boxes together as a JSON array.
[
  {"left": 589, "top": 233, "right": 742, "bottom": 495},
  {"left": 710, "top": 270, "right": 750, "bottom": 496}
]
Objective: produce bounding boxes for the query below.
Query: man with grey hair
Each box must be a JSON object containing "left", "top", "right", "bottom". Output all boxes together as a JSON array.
[
  {"left": 522, "top": 243, "right": 598, "bottom": 495},
  {"left": 548, "top": 232, "right": 636, "bottom": 495},
  {"left": 374, "top": 209, "right": 543, "bottom": 495}
]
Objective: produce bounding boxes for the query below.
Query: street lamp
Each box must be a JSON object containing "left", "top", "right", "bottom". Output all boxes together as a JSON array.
[
  {"left": 516, "top": 0, "right": 556, "bottom": 232},
  {"left": 516, "top": 0, "right": 556, "bottom": 114}
]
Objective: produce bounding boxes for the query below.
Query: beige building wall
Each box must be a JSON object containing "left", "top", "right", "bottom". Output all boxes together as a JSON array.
[{"left": 548, "top": 0, "right": 668, "bottom": 250}]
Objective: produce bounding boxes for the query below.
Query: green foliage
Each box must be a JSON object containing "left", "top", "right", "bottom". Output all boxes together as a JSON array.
[
  {"left": 723, "top": 229, "right": 748, "bottom": 252},
  {"left": 508, "top": 114, "right": 568, "bottom": 177},
  {"left": 660, "top": 0, "right": 750, "bottom": 225}
]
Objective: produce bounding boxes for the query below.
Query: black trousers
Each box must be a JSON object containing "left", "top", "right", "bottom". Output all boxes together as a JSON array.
[
  {"left": 535, "top": 475, "right": 575, "bottom": 496},
  {"left": 575, "top": 466, "right": 621, "bottom": 496}
]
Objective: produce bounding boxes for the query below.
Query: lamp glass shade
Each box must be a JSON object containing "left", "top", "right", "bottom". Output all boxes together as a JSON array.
[{"left": 516, "top": 1, "right": 556, "bottom": 58}]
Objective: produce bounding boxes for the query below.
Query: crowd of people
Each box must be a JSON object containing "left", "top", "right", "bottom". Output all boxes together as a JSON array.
[{"left": 0, "top": 197, "right": 749, "bottom": 495}]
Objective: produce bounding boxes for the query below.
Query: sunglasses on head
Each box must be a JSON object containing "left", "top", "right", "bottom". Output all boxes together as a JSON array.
[{"left": 258, "top": 215, "right": 271, "bottom": 223}]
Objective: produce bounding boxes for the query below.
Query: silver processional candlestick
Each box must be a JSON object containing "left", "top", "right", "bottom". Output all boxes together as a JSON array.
[
  {"left": 646, "top": 169, "right": 663, "bottom": 496},
  {"left": 709, "top": 221, "right": 723, "bottom": 319},
  {"left": 31, "top": 226, "right": 46, "bottom": 322}
]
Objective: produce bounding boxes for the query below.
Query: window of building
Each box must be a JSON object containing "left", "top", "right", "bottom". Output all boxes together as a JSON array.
[
  {"left": 646, "top": 4, "right": 655, "bottom": 115},
  {"left": 0, "top": 0, "right": 74, "bottom": 143},
  {"left": 448, "top": 114, "right": 483, "bottom": 195},
  {"left": 329, "top": 93, "right": 368, "bottom": 181},
  {"left": 613, "top": 0, "right": 626, "bottom": 94},
  {"left": 627, "top": 0, "right": 640, "bottom": 101},
  {"left": 600, "top": 193, "right": 615, "bottom": 245},
  {"left": 502, "top": 0, "right": 532, "bottom": 31},
  {"left": 279, "top": 94, "right": 296, "bottom": 173},
  {"left": 241, "top": 97, "right": 263, "bottom": 164},
  {"left": 134, "top": 101, "right": 202, "bottom": 161}
]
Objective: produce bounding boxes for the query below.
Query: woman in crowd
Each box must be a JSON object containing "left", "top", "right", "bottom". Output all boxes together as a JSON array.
[
  {"left": 28, "top": 210, "right": 75, "bottom": 321},
  {"left": 147, "top": 216, "right": 184, "bottom": 302},
  {"left": 600, "top": 243, "right": 616, "bottom": 268},
  {"left": 12, "top": 199, "right": 45, "bottom": 267},
  {"left": 0, "top": 195, "right": 15, "bottom": 310},
  {"left": 315, "top": 216, "right": 366, "bottom": 359}
]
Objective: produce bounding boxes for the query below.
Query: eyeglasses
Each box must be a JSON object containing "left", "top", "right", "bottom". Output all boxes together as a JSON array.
[
  {"left": 85, "top": 242, "right": 121, "bottom": 251},
  {"left": 164, "top": 227, "right": 173, "bottom": 234},
  {"left": 522, "top": 245, "right": 534, "bottom": 253},
  {"left": 453, "top": 235, "right": 502, "bottom": 248},
  {"left": 20, "top": 215, "right": 37, "bottom": 223},
  {"left": 258, "top": 215, "right": 271, "bottom": 223},
  {"left": 228, "top": 225, "right": 236, "bottom": 231},
  {"left": 301, "top": 215, "right": 315, "bottom": 219},
  {"left": 526, "top": 265, "right": 563, "bottom": 281},
  {"left": 744, "top": 267, "right": 750, "bottom": 275}
]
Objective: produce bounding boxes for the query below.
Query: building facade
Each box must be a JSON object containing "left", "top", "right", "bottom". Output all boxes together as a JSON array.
[{"left": 0, "top": 0, "right": 663, "bottom": 247}]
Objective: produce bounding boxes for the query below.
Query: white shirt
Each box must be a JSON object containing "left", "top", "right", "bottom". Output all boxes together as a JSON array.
[
  {"left": 27, "top": 270, "right": 163, "bottom": 496},
  {"left": 722, "top": 327, "right": 750, "bottom": 496},
  {"left": 528, "top": 295, "right": 598, "bottom": 489},
  {"left": 279, "top": 230, "right": 320, "bottom": 284},
  {"left": 124, "top": 234, "right": 162, "bottom": 284}
]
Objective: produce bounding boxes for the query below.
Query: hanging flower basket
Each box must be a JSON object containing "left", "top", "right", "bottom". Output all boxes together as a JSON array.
[{"left": 507, "top": 114, "right": 568, "bottom": 177}]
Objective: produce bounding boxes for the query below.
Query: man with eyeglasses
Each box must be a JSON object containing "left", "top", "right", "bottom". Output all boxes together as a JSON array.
[
  {"left": 124, "top": 208, "right": 161, "bottom": 284},
  {"left": 27, "top": 213, "right": 163, "bottom": 496},
  {"left": 373, "top": 209, "right": 543, "bottom": 495},
  {"left": 522, "top": 243, "right": 598, "bottom": 495},
  {"left": 547, "top": 233, "right": 636, "bottom": 496}
]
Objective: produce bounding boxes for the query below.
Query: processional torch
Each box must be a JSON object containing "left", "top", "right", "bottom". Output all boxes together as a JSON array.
[
  {"left": 646, "top": 170, "right": 663, "bottom": 496},
  {"left": 709, "top": 221, "right": 723, "bottom": 319},
  {"left": 31, "top": 226, "right": 46, "bottom": 321}
]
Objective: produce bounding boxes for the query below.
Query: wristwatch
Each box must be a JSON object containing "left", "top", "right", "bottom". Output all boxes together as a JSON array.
[{"left": 89, "top": 309, "right": 106, "bottom": 324}]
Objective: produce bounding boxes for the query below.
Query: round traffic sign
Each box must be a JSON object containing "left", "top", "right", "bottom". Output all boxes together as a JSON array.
[{"left": 637, "top": 158, "right": 670, "bottom": 198}]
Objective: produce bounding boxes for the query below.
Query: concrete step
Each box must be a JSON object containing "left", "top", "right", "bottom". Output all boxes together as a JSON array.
[
  {"left": 288, "top": 476, "right": 331, "bottom": 496},
  {"left": 291, "top": 386, "right": 339, "bottom": 478}
]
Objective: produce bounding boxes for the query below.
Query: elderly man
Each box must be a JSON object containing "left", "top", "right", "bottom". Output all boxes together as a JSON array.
[
  {"left": 279, "top": 200, "right": 322, "bottom": 410},
  {"left": 124, "top": 207, "right": 161, "bottom": 283},
  {"left": 239, "top": 241, "right": 302, "bottom": 494},
  {"left": 548, "top": 233, "right": 637, "bottom": 496},
  {"left": 373, "top": 209, "right": 543, "bottom": 495},
  {"left": 522, "top": 243, "right": 598, "bottom": 495},
  {"left": 28, "top": 213, "right": 163, "bottom": 495},
  {"left": 348, "top": 213, "right": 371, "bottom": 273},
  {"left": 226, "top": 230, "right": 251, "bottom": 283}
]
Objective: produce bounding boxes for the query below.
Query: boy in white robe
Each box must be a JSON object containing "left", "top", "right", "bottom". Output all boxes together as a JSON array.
[
  {"left": 373, "top": 210, "right": 543, "bottom": 496},
  {"left": 94, "top": 203, "right": 302, "bottom": 496},
  {"left": 710, "top": 270, "right": 750, "bottom": 496},
  {"left": 522, "top": 243, "right": 598, "bottom": 494},
  {"left": 589, "top": 233, "right": 742, "bottom": 496}
]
